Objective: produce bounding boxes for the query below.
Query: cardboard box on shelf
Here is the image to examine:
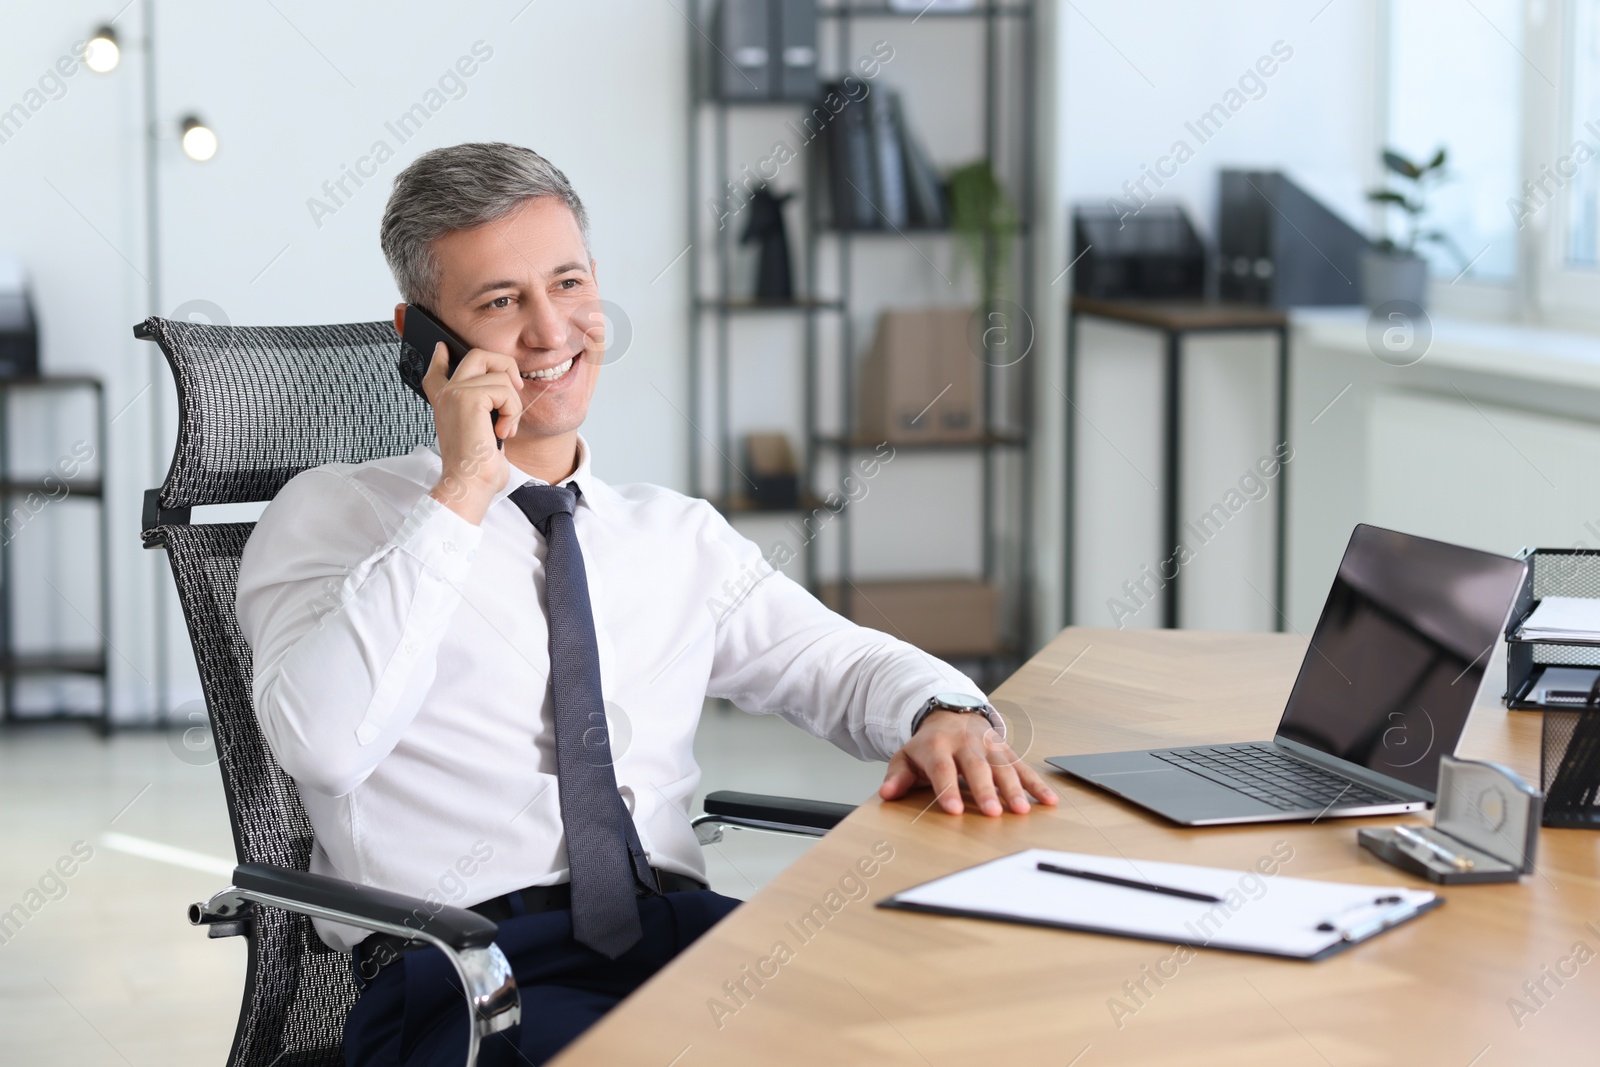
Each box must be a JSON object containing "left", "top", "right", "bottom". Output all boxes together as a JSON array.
[
  {"left": 857, "top": 307, "right": 982, "bottom": 443},
  {"left": 742, "top": 432, "right": 799, "bottom": 510},
  {"left": 820, "top": 578, "right": 999, "bottom": 657}
]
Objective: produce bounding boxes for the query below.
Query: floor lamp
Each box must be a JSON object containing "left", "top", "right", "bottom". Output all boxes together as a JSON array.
[{"left": 90, "top": 6, "right": 218, "bottom": 725}]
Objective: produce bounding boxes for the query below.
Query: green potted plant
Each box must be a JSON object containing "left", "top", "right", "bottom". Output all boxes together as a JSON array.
[
  {"left": 1363, "top": 146, "right": 1467, "bottom": 308},
  {"left": 946, "top": 159, "right": 1019, "bottom": 305}
]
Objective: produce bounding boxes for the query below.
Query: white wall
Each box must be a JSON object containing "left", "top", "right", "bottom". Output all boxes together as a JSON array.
[
  {"left": 1062, "top": 0, "right": 1381, "bottom": 249},
  {"left": 2, "top": 1, "right": 152, "bottom": 721},
  {"left": 1059, "top": 0, "right": 1384, "bottom": 632},
  {"left": 6, "top": 1, "right": 690, "bottom": 721},
  {"left": 156, "top": 2, "right": 692, "bottom": 480},
  {"left": 1287, "top": 311, "right": 1600, "bottom": 636}
]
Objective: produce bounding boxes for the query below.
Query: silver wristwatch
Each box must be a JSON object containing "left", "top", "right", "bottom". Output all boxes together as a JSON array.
[{"left": 911, "top": 691, "right": 1004, "bottom": 735}]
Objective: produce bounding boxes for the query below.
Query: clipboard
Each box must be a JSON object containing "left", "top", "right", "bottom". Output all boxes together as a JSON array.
[{"left": 877, "top": 849, "right": 1443, "bottom": 962}]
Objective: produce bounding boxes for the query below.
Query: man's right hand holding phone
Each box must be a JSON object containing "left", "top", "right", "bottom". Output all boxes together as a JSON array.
[{"left": 422, "top": 341, "right": 524, "bottom": 525}]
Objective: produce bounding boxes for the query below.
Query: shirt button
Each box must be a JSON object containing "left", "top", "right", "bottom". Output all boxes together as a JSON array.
[
  {"left": 404, "top": 640, "right": 419, "bottom": 655},
  {"left": 443, "top": 541, "right": 457, "bottom": 555}
]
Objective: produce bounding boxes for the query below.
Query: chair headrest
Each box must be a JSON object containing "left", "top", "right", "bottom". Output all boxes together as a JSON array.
[{"left": 136, "top": 316, "right": 435, "bottom": 511}]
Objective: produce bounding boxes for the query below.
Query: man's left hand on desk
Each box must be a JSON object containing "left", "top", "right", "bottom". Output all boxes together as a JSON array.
[{"left": 879, "top": 710, "right": 1059, "bottom": 816}]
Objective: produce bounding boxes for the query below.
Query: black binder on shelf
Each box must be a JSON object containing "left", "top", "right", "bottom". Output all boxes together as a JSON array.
[
  {"left": 1217, "top": 169, "right": 1369, "bottom": 307},
  {"left": 776, "top": 0, "right": 819, "bottom": 100},
  {"left": 896, "top": 94, "right": 947, "bottom": 228},
  {"left": 817, "top": 79, "right": 881, "bottom": 231},
  {"left": 712, "top": 0, "right": 818, "bottom": 101},
  {"left": 815, "top": 82, "right": 944, "bottom": 233},
  {"left": 713, "top": 0, "right": 771, "bottom": 99},
  {"left": 866, "top": 85, "right": 909, "bottom": 229}
]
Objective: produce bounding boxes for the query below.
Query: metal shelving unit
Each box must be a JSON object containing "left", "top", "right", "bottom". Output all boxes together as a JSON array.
[
  {"left": 687, "top": 1, "right": 1037, "bottom": 685},
  {"left": 0, "top": 375, "right": 110, "bottom": 733}
]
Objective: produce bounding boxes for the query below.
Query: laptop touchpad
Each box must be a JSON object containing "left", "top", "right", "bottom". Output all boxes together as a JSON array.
[
  {"left": 1050, "top": 753, "right": 1278, "bottom": 824},
  {"left": 1103, "top": 767, "right": 1278, "bottom": 823}
]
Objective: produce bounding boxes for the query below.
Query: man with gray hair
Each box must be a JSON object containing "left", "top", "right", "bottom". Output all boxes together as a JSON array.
[{"left": 237, "top": 141, "right": 1056, "bottom": 1065}]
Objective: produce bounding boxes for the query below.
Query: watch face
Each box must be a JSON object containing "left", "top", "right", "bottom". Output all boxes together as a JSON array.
[{"left": 933, "top": 692, "right": 987, "bottom": 711}]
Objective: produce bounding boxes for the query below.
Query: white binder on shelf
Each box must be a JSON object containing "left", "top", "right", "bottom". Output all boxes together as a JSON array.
[{"left": 878, "top": 849, "right": 1442, "bottom": 961}]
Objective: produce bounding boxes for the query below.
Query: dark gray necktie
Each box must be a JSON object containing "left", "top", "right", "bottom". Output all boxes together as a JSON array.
[{"left": 509, "top": 481, "right": 655, "bottom": 958}]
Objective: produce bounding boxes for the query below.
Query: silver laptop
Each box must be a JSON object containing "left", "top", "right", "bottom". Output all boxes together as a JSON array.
[{"left": 1047, "top": 524, "right": 1528, "bottom": 826}]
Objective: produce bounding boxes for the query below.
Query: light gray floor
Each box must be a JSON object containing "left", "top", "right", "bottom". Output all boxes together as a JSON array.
[{"left": 0, "top": 702, "right": 887, "bottom": 1066}]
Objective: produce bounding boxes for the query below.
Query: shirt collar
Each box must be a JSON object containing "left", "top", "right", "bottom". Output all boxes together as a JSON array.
[{"left": 493, "top": 433, "right": 615, "bottom": 521}]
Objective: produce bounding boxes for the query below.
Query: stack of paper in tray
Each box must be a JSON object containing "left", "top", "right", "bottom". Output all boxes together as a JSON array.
[{"left": 1519, "top": 596, "right": 1600, "bottom": 641}]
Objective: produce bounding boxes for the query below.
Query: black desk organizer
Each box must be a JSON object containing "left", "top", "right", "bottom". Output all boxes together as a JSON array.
[
  {"left": 1502, "top": 547, "right": 1600, "bottom": 827},
  {"left": 1542, "top": 708, "right": 1600, "bottom": 828},
  {"left": 1503, "top": 547, "right": 1600, "bottom": 710}
]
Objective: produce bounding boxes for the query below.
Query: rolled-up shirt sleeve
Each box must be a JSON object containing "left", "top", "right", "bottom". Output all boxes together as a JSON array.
[
  {"left": 699, "top": 506, "right": 982, "bottom": 761},
  {"left": 237, "top": 468, "right": 482, "bottom": 797}
]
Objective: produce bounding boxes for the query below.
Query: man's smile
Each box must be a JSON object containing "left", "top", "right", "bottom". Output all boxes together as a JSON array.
[{"left": 521, "top": 355, "right": 576, "bottom": 382}]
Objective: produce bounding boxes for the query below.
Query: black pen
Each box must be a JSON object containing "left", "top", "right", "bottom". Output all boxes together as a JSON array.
[{"left": 1036, "top": 862, "right": 1223, "bottom": 903}]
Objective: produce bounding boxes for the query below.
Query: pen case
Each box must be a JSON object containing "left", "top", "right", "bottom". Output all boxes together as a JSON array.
[{"left": 1358, "top": 755, "right": 1541, "bottom": 885}]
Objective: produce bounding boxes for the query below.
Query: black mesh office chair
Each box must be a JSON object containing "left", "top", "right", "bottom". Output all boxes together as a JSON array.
[{"left": 133, "top": 316, "right": 853, "bottom": 1067}]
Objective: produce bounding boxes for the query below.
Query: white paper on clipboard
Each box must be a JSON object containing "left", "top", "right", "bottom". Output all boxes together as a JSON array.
[{"left": 880, "top": 849, "right": 1440, "bottom": 960}]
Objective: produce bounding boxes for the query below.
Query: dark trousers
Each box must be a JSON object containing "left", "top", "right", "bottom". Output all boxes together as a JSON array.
[{"left": 343, "top": 889, "right": 742, "bottom": 1066}]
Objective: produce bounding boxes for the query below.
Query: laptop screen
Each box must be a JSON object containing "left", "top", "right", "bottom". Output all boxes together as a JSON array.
[{"left": 1274, "top": 524, "right": 1527, "bottom": 793}]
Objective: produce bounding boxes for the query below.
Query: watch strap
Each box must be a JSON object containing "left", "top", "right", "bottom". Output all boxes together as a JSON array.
[{"left": 911, "top": 696, "right": 1003, "bottom": 737}]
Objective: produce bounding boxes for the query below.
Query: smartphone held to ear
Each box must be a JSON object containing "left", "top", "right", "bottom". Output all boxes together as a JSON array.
[{"left": 397, "top": 303, "right": 502, "bottom": 450}]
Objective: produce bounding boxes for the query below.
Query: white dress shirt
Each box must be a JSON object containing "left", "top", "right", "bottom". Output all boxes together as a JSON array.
[{"left": 236, "top": 434, "right": 981, "bottom": 950}]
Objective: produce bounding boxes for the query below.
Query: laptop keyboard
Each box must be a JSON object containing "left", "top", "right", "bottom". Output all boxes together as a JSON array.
[{"left": 1151, "top": 746, "right": 1407, "bottom": 811}]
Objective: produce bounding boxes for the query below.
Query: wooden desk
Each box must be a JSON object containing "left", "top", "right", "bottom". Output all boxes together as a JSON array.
[{"left": 554, "top": 629, "right": 1600, "bottom": 1065}]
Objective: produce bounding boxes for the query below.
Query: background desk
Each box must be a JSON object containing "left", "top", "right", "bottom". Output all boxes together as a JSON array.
[
  {"left": 554, "top": 629, "right": 1598, "bottom": 1065},
  {"left": 1067, "top": 298, "right": 1289, "bottom": 631}
]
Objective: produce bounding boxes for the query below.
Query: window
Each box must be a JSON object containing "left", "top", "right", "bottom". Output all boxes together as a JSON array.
[
  {"left": 1386, "top": 0, "right": 1523, "bottom": 283},
  {"left": 1564, "top": 0, "right": 1600, "bottom": 268},
  {"left": 1522, "top": 0, "right": 1600, "bottom": 319}
]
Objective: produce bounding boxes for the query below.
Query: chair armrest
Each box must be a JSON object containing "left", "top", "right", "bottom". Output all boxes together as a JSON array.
[
  {"left": 226, "top": 862, "right": 498, "bottom": 950},
  {"left": 695, "top": 790, "right": 855, "bottom": 838},
  {"left": 190, "top": 862, "right": 518, "bottom": 1062}
]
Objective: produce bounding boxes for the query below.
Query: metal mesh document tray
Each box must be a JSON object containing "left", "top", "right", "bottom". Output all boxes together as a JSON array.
[{"left": 1503, "top": 547, "right": 1600, "bottom": 711}]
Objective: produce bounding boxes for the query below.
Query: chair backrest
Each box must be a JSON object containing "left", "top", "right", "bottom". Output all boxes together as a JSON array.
[{"left": 136, "top": 316, "right": 434, "bottom": 1067}]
